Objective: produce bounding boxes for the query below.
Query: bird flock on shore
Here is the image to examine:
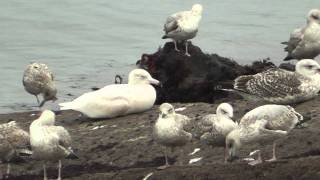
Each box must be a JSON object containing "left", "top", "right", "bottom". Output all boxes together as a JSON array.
[{"left": 0, "top": 3, "right": 320, "bottom": 179}]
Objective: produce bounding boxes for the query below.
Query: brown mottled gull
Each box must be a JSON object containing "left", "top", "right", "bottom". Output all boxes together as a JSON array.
[
  {"left": 0, "top": 121, "right": 31, "bottom": 178},
  {"left": 226, "top": 104, "right": 303, "bottom": 165},
  {"left": 234, "top": 59, "right": 320, "bottom": 104},
  {"left": 153, "top": 103, "right": 192, "bottom": 169},
  {"left": 22, "top": 62, "right": 57, "bottom": 107},
  {"left": 30, "top": 110, "right": 78, "bottom": 180}
]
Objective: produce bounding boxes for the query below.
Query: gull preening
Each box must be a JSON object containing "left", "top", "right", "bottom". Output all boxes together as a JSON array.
[
  {"left": 153, "top": 103, "right": 192, "bottom": 169},
  {"left": 0, "top": 121, "right": 31, "bottom": 178},
  {"left": 162, "top": 4, "right": 203, "bottom": 56},
  {"left": 195, "top": 103, "right": 238, "bottom": 161},
  {"left": 282, "top": 9, "right": 320, "bottom": 61},
  {"left": 226, "top": 104, "right": 303, "bottom": 165},
  {"left": 234, "top": 59, "right": 320, "bottom": 104},
  {"left": 23, "top": 62, "right": 57, "bottom": 107},
  {"left": 59, "top": 69, "right": 159, "bottom": 119},
  {"left": 30, "top": 110, "right": 78, "bottom": 180}
]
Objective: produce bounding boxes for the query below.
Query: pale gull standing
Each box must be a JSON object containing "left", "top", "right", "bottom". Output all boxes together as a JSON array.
[
  {"left": 0, "top": 121, "right": 31, "bottom": 178},
  {"left": 162, "top": 4, "right": 203, "bottom": 56},
  {"left": 30, "top": 110, "right": 78, "bottom": 180},
  {"left": 282, "top": 9, "right": 320, "bottom": 61},
  {"left": 234, "top": 59, "right": 320, "bottom": 104},
  {"left": 153, "top": 103, "right": 192, "bottom": 169},
  {"left": 59, "top": 69, "right": 159, "bottom": 119},
  {"left": 195, "top": 103, "right": 238, "bottom": 162},
  {"left": 23, "top": 62, "right": 57, "bottom": 107},
  {"left": 226, "top": 104, "right": 303, "bottom": 165}
]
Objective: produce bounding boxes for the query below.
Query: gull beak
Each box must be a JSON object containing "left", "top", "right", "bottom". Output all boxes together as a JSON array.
[{"left": 148, "top": 78, "right": 160, "bottom": 86}]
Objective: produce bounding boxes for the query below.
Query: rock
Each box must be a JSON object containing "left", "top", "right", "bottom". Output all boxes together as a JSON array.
[{"left": 137, "top": 42, "right": 275, "bottom": 104}]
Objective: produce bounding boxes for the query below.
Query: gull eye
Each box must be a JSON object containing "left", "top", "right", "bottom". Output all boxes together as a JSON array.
[
  {"left": 221, "top": 109, "right": 228, "bottom": 114},
  {"left": 304, "top": 65, "right": 314, "bottom": 69},
  {"left": 312, "top": 14, "right": 319, "bottom": 20},
  {"left": 168, "top": 108, "right": 173, "bottom": 113}
]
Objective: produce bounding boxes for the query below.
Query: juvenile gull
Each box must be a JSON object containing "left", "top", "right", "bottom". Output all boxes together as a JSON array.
[
  {"left": 162, "top": 4, "right": 203, "bottom": 56},
  {"left": 30, "top": 110, "right": 78, "bottom": 180},
  {"left": 234, "top": 59, "right": 320, "bottom": 104},
  {"left": 226, "top": 104, "right": 302, "bottom": 165},
  {"left": 0, "top": 121, "right": 30, "bottom": 178},
  {"left": 23, "top": 62, "right": 57, "bottom": 107},
  {"left": 59, "top": 69, "right": 159, "bottom": 119},
  {"left": 153, "top": 103, "right": 192, "bottom": 169},
  {"left": 282, "top": 9, "right": 320, "bottom": 61}
]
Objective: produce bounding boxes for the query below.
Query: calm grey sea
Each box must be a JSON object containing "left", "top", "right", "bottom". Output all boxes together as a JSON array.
[{"left": 0, "top": 0, "right": 319, "bottom": 113}]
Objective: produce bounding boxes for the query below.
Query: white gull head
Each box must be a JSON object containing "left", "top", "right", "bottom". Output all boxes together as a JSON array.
[
  {"left": 37, "top": 110, "right": 56, "bottom": 126},
  {"left": 216, "top": 103, "right": 233, "bottom": 118},
  {"left": 295, "top": 59, "right": 320, "bottom": 77},
  {"left": 159, "top": 103, "right": 175, "bottom": 119},
  {"left": 191, "top": 4, "right": 203, "bottom": 16},
  {"left": 307, "top": 9, "right": 320, "bottom": 23},
  {"left": 128, "top": 69, "right": 160, "bottom": 85}
]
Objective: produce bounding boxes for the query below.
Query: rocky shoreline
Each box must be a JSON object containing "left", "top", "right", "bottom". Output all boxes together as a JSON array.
[{"left": 1, "top": 95, "right": 320, "bottom": 180}]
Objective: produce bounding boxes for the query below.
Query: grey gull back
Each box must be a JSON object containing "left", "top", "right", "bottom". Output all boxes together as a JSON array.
[{"left": 162, "top": 4, "right": 203, "bottom": 56}]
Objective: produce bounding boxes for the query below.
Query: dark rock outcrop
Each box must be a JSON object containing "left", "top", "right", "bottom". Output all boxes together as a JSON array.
[{"left": 137, "top": 42, "right": 275, "bottom": 104}]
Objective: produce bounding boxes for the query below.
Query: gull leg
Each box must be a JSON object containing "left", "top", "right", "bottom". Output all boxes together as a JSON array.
[
  {"left": 35, "top": 95, "right": 41, "bottom": 107},
  {"left": 57, "top": 160, "right": 62, "bottom": 180},
  {"left": 43, "top": 163, "right": 48, "bottom": 180},
  {"left": 266, "top": 142, "right": 277, "bottom": 162},
  {"left": 185, "top": 41, "right": 190, "bottom": 56},
  {"left": 173, "top": 40, "right": 180, "bottom": 52},
  {"left": 248, "top": 150, "right": 263, "bottom": 166},
  {"left": 157, "top": 147, "right": 170, "bottom": 170},
  {"left": 4, "top": 163, "right": 10, "bottom": 179}
]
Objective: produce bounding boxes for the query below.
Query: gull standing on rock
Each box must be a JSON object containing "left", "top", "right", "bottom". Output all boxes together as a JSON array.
[
  {"left": 162, "top": 4, "right": 203, "bottom": 56},
  {"left": 59, "top": 69, "right": 159, "bottom": 119},
  {"left": 195, "top": 103, "right": 238, "bottom": 161},
  {"left": 154, "top": 103, "right": 192, "bottom": 169},
  {"left": 23, "top": 62, "right": 57, "bottom": 107},
  {"left": 226, "top": 104, "right": 303, "bottom": 165},
  {"left": 282, "top": 9, "right": 320, "bottom": 61},
  {"left": 0, "top": 121, "right": 31, "bottom": 178},
  {"left": 234, "top": 59, "right": 320, "bottom": 104},
  {"left": 30, "top": 110, "right": 78, "bottom": 180}
]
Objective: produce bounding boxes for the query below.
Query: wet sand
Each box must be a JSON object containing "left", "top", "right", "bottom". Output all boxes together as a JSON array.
[{"left": 1, "top": 95, "right": 320, "bottom": 180}]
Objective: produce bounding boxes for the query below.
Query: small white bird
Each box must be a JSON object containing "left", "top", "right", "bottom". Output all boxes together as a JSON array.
[
  {"left": 196, "top": 103, "right": 238, "bottom": 161},
  {"left": 162, "top": 4, "right": 203, "bottom": 56},
  {"left": 225, "top": 104, "right": 303, "bottom": 165},
  {"left": 153, "top": 103, "right": 192, "bottom": 169},
  {"left": 59, "top": 69, "right": 159, "bottom": 119},
  {"left": 30, "top": 110, "right": 78, "bottom": 180},
  {"left": 23, "top": 62, "right": 57, "bottom": 107},
  {"left": 0, "top": 121, "right": 31, "bottom": 178},
  {"left": 234, "top": 59, "right": 320, "bottom": 104},
  {"left": 282, "top": 9, "right": 320, "bottom": 60}
]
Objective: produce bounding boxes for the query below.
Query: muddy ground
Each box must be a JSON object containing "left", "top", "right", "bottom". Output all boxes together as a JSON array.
[{"left": 1, "top": 94, "right": 320, "bottom": 180}]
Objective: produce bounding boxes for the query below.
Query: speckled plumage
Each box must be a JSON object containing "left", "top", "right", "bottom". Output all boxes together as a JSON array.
[
  {"left": 234, "top": 59, "right": 320, "bottom": 104},
  {"left": 226, "top": 105, "right": 302, "bottom": 164},
  {"left": 0, "top": 121, "right": 30, "bottom": 162},
  {"left": 196, "top": 103, "right": 237, "bottom": 147},
  {"left": 22, "top": 62, "right": 57, "bottom": 106}
]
